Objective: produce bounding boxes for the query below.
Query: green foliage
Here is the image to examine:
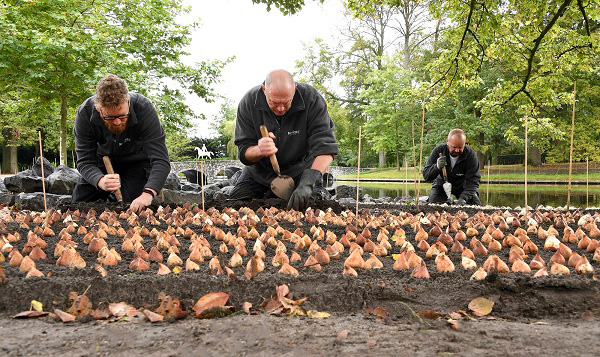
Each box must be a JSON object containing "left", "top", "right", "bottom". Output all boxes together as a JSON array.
[
  {"left": 215, "top": 101, "right": 238, "bottom": 160},
  {"left": 166, "top": 130, "right": 194, "bottom": 161},
  {"left": 250, "top": 0, "right": 324, "bottom": 14}
]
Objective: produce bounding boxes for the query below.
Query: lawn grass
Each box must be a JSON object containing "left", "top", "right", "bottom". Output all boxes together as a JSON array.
[{"left": 338, "top": 168, "right": 600, "bottom": 181}]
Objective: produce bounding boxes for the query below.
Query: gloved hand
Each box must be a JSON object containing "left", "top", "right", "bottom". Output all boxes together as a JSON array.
[
  {"left": 287, "top": 169, "right": 322, "bottom": 212},
  {"left": 456, "top": 198, "right": 466, "bottom": 205},
  {"left": 437, "top": 156, "right": 446, "bottom": 170}
]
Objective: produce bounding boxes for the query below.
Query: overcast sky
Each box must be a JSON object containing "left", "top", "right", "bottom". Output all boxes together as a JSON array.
[{"left": 181, "top": 0, "right": 346, "bottom": 137}]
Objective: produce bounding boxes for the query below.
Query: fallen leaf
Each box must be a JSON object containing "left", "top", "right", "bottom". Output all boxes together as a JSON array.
[
  {"left": 196, "top": 306, "right": 235, "bottom": 319},
  {"left": 372, "top": 307, "right": 389, "bottom": 319},
  {"left": 192, "top": 292, "right": 229, "bottom": 317},
  {"left": 336, "top": 330, "right": 349, "bottom": 341},
  {"left": 143, "top": 309, "right": 164, "bottom": 323},
  {"left": 91, "top": 308, "right": 110, "bottom": 320},
  {"left": 468, "top": 297, "right": 495, "bottom": 317},
  {"left": 0, "top": 268, "right": 6, "bottom": 284},
  {"left": 155, "top": 293, "right": 187, "bottom": 319},
  {"left": 109, "top": 302, "right": 141, "bottom": 317},
  {"left": 66, "top": 292, "right": 93, "bottom": 318},
  {"left": 417, "top": 310, "right": 443, "bottom": 319},
  {"left": 449, "top": 312, "right": 462, "bottom": 320},
  {"left": 13, "top": 311, "right": 48, "bottom": 319},
  {"left": 307, "top": 310, "right": 331, "bottom": 319},
  {"left": 243, "top": 302, "right": 252, "bottom": 315},
  {"left": 173, "top": 266, "right": 182, "bottom": 274},
  {"left": 263, "top": 298, "right": 284, "bottom": 315},
  {"left": 276, "top": 284, "right": 290, "bottom": 301},
  {"left": 30, "top": 300, "right": 43, "bottom": 312},
  {"left": 54, "top": 309, "right": 76, "bottom": 323},
  {"left": 447, "top": 319, "right": 460, "bottom": 330}
]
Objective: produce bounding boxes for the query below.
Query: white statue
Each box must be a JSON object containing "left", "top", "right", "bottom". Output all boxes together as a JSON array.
[{"left": 195, "top": 144, "right": 213, "bottom": 159}]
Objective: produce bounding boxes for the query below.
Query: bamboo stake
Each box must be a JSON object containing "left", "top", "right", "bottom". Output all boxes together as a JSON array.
[
  {"left": 404, "top": 154, "right": 408, "bottom": 197},
  {"left": 524, "top": 115, "right": 528, "bottom": 215},
  {"left": 586, "top": 157, "right": 589, "bottom": 208},
  {"left": 356, "top": 126, "right": 362, "bottom": 216},
  {"left": 486, "top": 160, "right": 490, "bottom": 205},
  {"left": 412, "top": 118, "right": 417, "bottom": 206},
  {"left": 38, "top": 131, "right": 47, "bottom": 212},
  {"left": 200, "top": 160, "right": 205, "bottom": 212},
  {"left": 417, "top": 101, "right": 425, "bottom": 207},
  {"left": 195, "top": 157, "right": 199, "bottom": 185},
  {"left": 567, "top": 81, "right": 576, "bottom": 211}
]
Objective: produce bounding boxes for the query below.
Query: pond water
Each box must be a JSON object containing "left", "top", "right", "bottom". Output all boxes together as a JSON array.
[{"left": 342, "top": 182, "right": 600, "bottom": 208}]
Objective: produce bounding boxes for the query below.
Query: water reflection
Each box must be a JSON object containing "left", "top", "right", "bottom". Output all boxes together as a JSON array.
[{"left": 345, "top": 183, "right": 600, "bottom": 208}]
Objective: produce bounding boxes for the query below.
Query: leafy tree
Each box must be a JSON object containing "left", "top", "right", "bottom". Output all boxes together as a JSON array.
[{"left": 0, "top": 0, "right": 227, "bottom": 167}]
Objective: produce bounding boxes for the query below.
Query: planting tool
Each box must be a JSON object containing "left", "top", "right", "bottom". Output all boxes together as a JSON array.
[
  {"left": 259, "top": 125, "right": 295, "bottom": 200},
  {"left": 102, "top": 156, "right": 123, "bottom": 202},
  {"left": 440, "top": 153, "right": 452, "bottom": 201}
]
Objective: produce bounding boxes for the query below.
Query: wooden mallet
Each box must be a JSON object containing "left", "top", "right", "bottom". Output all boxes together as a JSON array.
[{"left": 102, "top": 156, "right": 123, "bottom": 201}]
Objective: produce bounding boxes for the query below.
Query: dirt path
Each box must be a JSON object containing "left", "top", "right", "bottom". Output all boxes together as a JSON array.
[{"left": 2, "top": 314, "right": 599, "bottom": 357}]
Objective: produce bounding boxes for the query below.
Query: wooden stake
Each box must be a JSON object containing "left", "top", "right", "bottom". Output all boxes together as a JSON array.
[
  {"left": 524, "top": 115, "right": 529, "bottom": 215},
  {"left": 567, "top": 81, "right": 576, "bottom": 211},
  {"left": 586, "top": 157, "right": 589, "bottom": 208},
  {"left": 38, "top": 131, "right": 47, "bottom": 212},
  {"left": 200, "top": 160, "right": 205, "bottom": 212},
  {"left": 486, "top": 160, "right": 490, "bottom": 205},
  {"left": 404, "top": 153, "right": 408, "bottom": 197},
  {"left": 356, "top": 126, "right": 362, "bottom": 216},
  {"left": 412, "top": 117, "right": 417, "bottom": 206},
  {"left": 195, "top": 157, "right": 199, "bottom": 185}
]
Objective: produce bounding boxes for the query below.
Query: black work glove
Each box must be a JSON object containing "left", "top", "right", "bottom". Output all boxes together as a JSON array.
[
  {"left": 437, "top": 156, "right": 446, "bottom": 170},
  {"left": 287, "top": 169, "right": 322, "bottom": 212},
  {"left": 456, "top": 198, "right": 466, "bottom": 205}
]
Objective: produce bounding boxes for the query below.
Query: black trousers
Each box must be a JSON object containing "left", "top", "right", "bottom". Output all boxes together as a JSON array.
[
  {"left": 428, "top": 185, "right": 482, "bottom": 205},
  {"left": 72, "top": 161, "right": 150, "bottom": 203},
  {"left": 227, "top": 169, "right": 326, "bottom": 200}
]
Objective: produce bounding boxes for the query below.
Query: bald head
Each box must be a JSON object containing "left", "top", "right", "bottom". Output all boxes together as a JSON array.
[
  {"left": 262, "top": 69, "right": 297, "bottom": 117},
  {"left": 447, "top": 129, "right": 466, "bottom": 157}
]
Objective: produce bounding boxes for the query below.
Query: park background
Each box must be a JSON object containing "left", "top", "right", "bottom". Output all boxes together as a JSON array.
[{"left": 1, "top": 0, "right": 599, "bottom": 199}]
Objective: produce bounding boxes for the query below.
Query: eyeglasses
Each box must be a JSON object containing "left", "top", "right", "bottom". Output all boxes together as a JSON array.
[{"left": 100, "top": 100, "right": 130, "bottom": 121}]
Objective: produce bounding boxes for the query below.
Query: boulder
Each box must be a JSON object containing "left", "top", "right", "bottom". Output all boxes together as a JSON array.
[
  {"left": 338, "top": 198, "right": 357, "bottom": 206},
  {"left": 322, "top": 172, "right": 335, "bottom": 190},
  {"left": 4, "top": 170, "right": 47, "bottom": 193},
  {"left": 334, "top": 184, "right": 363, "bottom": 199},
  {"left": 163, "top": 172, "right": 181, "bottom": 191},
  {"left": 0, "top": 177, "right": 6, "bottom": 192},
  {"left": 47, "top": 165, "right": 81, "bottom": 195},
  {"left": 31, "top": 157, "right": 54, "bottom": 177},
  {"left": 0, "top": 192, "right": 17, "bottom": 205},
  {"left": 17, "top": 192, "right": 71, "bottom": 211},
  {"left": 179, "top": 169, "right": 208, "bottom": 186}
]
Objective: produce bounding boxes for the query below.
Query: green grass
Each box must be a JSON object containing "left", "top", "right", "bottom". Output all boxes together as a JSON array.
[{"left": 339, "top": 168, "right": 600, "bottom": 181}]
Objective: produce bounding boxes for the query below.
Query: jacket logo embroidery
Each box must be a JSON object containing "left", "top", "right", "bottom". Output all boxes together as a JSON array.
[
  {"left": 287, "top": 130, "right": 300, "bottom": 136},
  {"left": 455, "top": 173, "right": 464, "bottom": 176}
]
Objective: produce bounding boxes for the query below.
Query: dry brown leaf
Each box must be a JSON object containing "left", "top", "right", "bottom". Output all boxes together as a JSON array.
[
  {"left": 468, "top": 297, "right": 495, "bottom": 317},
  {"left": 143, "top": 309, "right": 164, "bottom": 323},
  {"left": 448, "top": 319, "right": 460, "bottom": 330},
  {"left": 192, "top": 292, "right": 229, "bottom": 317},
  {"left": 13, "top": 311, "right": 48, "bottom": 319},
  {"left": 155, "top": 293, "right": 188, "bottom": 319},
  {"left": 243, "top": 302, "right": 252, "bottom": 315},
  {"left": 91, "top": 308, "right": 110, "bottom": 320},
  {"left": 276, "top": 284, "right": 290, "bottom": 301},
  {"left": 109, "top": 302, "right": 141, "bottom": 317},
  {"left": 66, "top": 291, "right": 93, "bottom": 318},
  {"left": 417, "top": 310, "right": 443, "bottom": 319},
  {"left": 54, "top": 309, "right": 76, "bottom": 323},
  {"left": 449, "top": 312, "right": 462, "bottom": 320}
]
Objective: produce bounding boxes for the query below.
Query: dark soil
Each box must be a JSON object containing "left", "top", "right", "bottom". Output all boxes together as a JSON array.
[{"left": 1, "top": 200, "right": 599, "bottom": 356}]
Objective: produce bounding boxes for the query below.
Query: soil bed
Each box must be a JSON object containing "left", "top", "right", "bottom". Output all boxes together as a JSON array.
[{"left": 1, "top": 199, "right": 599, "bottom": 355}]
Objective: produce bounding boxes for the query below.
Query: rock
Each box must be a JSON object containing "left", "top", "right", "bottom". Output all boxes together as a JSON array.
[
  {"left": 0, "top": 177, "right": 6, "bottom": 192},
  {"left": 0, "top": 192, "right": 17, "bottom": 205},
  {"left": 322, "top": 172, "right": 335, "bottom": 189},
  {"left": 163, "top": 173, "right": 181, "bottom": 190},
  {"left": 338, "top": 198, "right": 357, "bottom": 206},
  {"left": 17, "top": 192, "right": 71, "bottom": 211},
  {"left": 335, "top": 184, "right": 362, "bottom": 199},
  {"left": 155, "top": 189, "right": 210, "bottom": 206},
  {"left": 47, "top": 165, "right": 81, "bottom": 195},
  {"left": 224, "top": 166, "right": 241, "bottom": 180},
  {"left": 180, "top": 182, "right": 200, "bottom": 192},
  {"left": 31, "top": 157, "right": 54, "bottom": 177},
  {"left": 179, "top": 169, "right": 207, "bottom": 186},
  {"left": 4, "top": 170, "right": 47, "bottom": 193}
]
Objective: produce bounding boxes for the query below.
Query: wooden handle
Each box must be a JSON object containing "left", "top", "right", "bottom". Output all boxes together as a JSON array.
[
  {"left": 439, "top": 153, "right": 448, "bottom": 182},
  {"left": 102, "top": 156, "right": 123, "bottom": 201},
  {"left": 259, "top": 125, "right": 281, "bottom": 175}
]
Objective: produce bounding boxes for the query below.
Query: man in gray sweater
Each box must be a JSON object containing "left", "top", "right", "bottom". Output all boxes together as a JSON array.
[
  {"left": 72, "top": 74, "right": 170, "bottom": 212},
  {"left": 232, "top": 69, "right": 339, "bottom": 211}
]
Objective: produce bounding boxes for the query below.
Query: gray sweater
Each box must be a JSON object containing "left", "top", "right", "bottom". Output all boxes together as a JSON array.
[
  {"left": 74, "top": 93, "right": 170, "bottom": 193},
  {"left": 234, "top": 83, "right": 339, "bottom": 186}
]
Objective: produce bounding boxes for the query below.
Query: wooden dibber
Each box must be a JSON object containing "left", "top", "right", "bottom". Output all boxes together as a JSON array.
[{"left": 102, "top": 156, "right": 123, "bottom": 201}]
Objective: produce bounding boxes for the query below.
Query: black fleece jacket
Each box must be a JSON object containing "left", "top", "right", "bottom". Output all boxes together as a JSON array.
[
  {"left": 234, "top": 83, "right": 339, "bottom": 187},
  {"left": 74, "top": 93, "right": 170, "bottom": 193},
  {"left": 422, "top": 143, "right": 481, "bottom": 200}
]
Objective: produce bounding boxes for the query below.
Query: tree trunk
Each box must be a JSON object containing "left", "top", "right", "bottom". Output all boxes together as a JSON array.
[
  {"left": 528, "top": 145, "right": 542, "bottom": 167},
  {"left": 1, "top": 128, "right": 18, "bottom": 174},
  {"left": 59, "top": 96, "right": 67, "bottom": 166},
  {"left": 378, "top": 149, "right": 386, "bottom": 168}
]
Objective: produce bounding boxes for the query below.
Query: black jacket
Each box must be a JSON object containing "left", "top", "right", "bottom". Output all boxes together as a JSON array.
[
  {"left": 234, "top": 83, "right": 339, "bottom": 186},
  {"left": 422, "top": 143, "right": 481, "bottom": 200},
  {"left": 74, "top": 93, "right": 170, "bottom": 193}
]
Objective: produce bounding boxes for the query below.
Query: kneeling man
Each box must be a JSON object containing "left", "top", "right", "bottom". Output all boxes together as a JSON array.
[
  {"left": 72, "top": 74, "right": 170, "bottom": 212},
  {"left": 422, "top": 129, "right": 481, "bottom": 205}
]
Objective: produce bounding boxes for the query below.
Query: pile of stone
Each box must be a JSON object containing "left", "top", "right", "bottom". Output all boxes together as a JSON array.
[{"left": 0, "top": 160, "right": 361, "bottom": 210}]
